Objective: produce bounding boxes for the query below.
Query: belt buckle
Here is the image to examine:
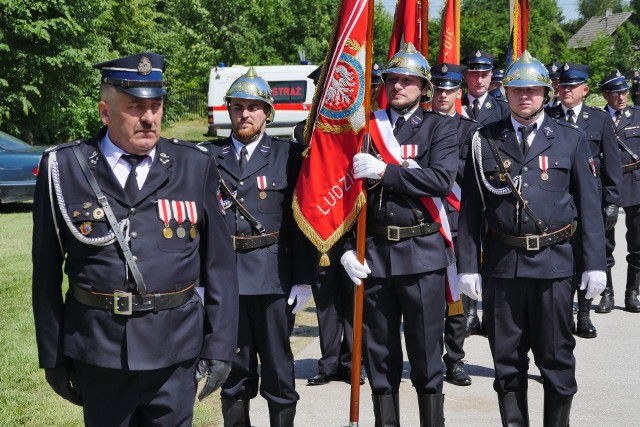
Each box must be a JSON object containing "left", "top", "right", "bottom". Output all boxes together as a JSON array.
[
  {"left": 114, "top": 291, "right": 133, "bottom": 315},
  {"left": 525, "top": 235, "right": 540, "bottom": 251},
  {"left": 387, "top": 226, "right": 400, "bottom": 241}
]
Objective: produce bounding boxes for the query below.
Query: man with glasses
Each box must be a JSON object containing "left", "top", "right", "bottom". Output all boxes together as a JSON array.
[{"left": 547, "top": 63, "right": 622, "bottom": 339}]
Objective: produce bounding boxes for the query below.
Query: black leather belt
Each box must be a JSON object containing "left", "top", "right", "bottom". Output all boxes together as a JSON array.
[
  {"left": 231, "top": 232, "right": 279, "bottom": 250},
  {"left": 623, "top": 161, "right": 640, "bottom": 173},
  {"left": 490, "top": 222, "right": 576, "bottom": 251},
  {"left": 370, "top": 222, "right": 441, "bottom": 241},
  {"left": 71, "top": 283, "right": 195, "bottom": 315}
]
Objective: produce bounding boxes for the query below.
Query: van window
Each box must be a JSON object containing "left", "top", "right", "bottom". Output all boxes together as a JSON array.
[{"left": 269, "top": 81, "right": 307, "bottom": 104}]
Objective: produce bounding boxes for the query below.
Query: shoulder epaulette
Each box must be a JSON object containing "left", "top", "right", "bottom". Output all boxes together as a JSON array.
[
  {"left": 552, "top": 118, "right": 582, "bottom": 132},
  {"left": 44, "top": 139, "right": 82, "bottom": 153},
  {"left": 169, "top": 137, "right": 210, "bottom": 154}
]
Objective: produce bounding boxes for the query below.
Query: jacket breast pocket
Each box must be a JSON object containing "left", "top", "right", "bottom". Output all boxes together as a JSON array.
[
  {"left": 539, "top": 156, "right": 570, "bottom": 192},
  {"left": 482, "top": 159, "right": 510, "bottom": 190},
  {"left": 66, "top": 203, "right": 109, "bottom": 237},
  {"left": 257, "top": 175, "right": 288, "bottom": 214}
]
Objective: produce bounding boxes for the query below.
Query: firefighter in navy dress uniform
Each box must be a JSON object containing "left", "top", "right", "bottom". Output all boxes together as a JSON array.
[
  {"left": 596, "top": 70, "right": 640, "bottom": 314},
  {"left": 457, "top": 51, "right": 607, "bottom": 426},
  {"left": 460, "top": 50, "right": 511, "bottom": 336},
  {"left": 547, "top": 63, "right": 622, "bottom": 338},
  {"left": 430, "top": 62, "right": 478, "bottom": 387},
  {"left": 201, "top": 67, "right": 316, "bottom": 427},
  {"left": 31, "top": 52, "right": 239, "bottom": 426},
  {"left": 488, "top": 67, "right": 506, "bottom": 102},
  {"left": 340, "top": 43, "right": 458, "bottom": 426}
]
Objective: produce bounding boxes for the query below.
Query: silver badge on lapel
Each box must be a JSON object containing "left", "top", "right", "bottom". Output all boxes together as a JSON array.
[{"left": 159, "top": 152, "right": 170, "bottom": 165}]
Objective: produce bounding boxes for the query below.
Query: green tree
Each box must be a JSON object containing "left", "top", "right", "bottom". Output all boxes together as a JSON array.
[
  {"left": 578, "top": 0, "right": 625, "bottom": 19},
  {"left": 0, "top": 0, "right": 114, "bottom": 144}
]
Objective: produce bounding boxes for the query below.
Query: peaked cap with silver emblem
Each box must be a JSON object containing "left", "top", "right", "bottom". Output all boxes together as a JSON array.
[{"left": 93, "top": 52, "right": 166, "bottom": 98}]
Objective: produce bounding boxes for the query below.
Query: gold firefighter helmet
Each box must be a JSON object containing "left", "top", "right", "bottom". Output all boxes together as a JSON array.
[
  {"left": 224, "top": 67, "right": 275, "bottom": 123},
  {"left": 382, "top": 42, "right": 431, "bottom": 82},
  {"left": 503, "top": 51, "right": 553, "bottom": 104}
]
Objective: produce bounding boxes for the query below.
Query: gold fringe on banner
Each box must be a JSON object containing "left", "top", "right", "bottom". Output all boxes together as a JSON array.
[
  {"left": 447, "top": 300, "right": 464, "bottom": 316},
  {"left": 292, "top": 192, "right": 366, "bottom": 267}
]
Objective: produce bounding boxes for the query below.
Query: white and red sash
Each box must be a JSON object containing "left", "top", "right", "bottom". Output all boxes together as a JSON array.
[{"left": 369, "top": 110, "right": 461, "bottom": 308}]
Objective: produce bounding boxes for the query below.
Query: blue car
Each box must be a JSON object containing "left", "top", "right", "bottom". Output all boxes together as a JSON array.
[{"left": 0, "top": 130, "right": 46, "bottom": 204}]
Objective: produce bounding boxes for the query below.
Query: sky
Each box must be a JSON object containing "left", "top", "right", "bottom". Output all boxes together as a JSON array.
[{"left": 380, "top": 0, "right": 581, "bottom": 22}]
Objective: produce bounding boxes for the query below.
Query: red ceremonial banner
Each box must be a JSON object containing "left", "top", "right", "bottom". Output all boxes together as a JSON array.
[
  {"left": 376, "top": 0, "right": 427, "bottom": 110},
  {"left": 437, "top": 0, "right": 462, "bottom": 115},
  {"left": 292, "top": 0, "right": 370, "bottom": 266},
  {"left": 507, "top": 0, "right": 530, "bottom": 65}
]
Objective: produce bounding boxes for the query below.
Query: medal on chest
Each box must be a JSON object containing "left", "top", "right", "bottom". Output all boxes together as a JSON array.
[
  {"left": 539, "top": 155, "right": 549, "bottom": 181},
  {"left": 157, "top": 199, "right": 173, "bottom": 239},
  {"left": 257, "top": 176, "right": 267, "bottom": 199},
  {"left": 172, "top": 200, "right": 187, "bottom": 238},
  {"left": 401, "top": 145, "right": 418, "bottom": 168},
  {"left": 185, "top": 201, "right": 198, "bottom": 239}
]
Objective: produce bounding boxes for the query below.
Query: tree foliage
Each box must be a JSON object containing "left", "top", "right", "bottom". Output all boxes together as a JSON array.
[
  {"left": 578, "top": 0, "right": 625, "bottom": 19},
  {"left": 1, "top": 0, "right": 639, "bottom": 145}
]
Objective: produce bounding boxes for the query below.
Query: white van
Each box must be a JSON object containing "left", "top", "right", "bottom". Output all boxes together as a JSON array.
[{"left": 207, "top": 64, "right": 318, "bottom": 138}]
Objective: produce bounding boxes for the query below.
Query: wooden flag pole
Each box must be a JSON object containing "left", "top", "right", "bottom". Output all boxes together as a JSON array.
[{"left": 349, "top": 0, "right": 375, "bottom": 425}]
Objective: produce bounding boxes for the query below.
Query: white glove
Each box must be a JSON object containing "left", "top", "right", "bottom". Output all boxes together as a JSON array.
[
  {"left": 458, "top": 273, "right": 482, "bottom": 300},
  {"left": 288, "top": 284, "right": 312, "bottom": 313},
  {"left": 579, "top": 270, "right": 607, "bottom": 300},
  {"left": 340, "top": 250, "right": 371, "bottom": 286},
  {"left": 353, "top": 153, "right": 386, "bottom": 180}
]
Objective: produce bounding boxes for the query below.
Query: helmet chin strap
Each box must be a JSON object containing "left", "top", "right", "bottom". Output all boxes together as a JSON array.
[
  {"left": 392, "top": 98, "right": 421, "bottom": 116},
  {"left": 512, "top": 104, "right": 545, "bottom": 121}
]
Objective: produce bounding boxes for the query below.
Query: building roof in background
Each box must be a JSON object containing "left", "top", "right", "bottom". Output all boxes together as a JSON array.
[{"left": 568, "top": 11, "right": 633, "bottom": 49}]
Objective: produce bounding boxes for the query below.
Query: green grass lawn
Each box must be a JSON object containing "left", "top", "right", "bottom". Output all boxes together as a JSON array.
[
  {"left": 0, "top": 199, "right": 317, "bottom": 426},
  {"left": 164, "top": 118, "right": 214, "bottom": 143}
]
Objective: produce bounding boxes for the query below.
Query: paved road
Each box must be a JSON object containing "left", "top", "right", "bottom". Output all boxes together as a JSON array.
[{"left": 247, "top": 215, "right": 640, "bottom": 426}]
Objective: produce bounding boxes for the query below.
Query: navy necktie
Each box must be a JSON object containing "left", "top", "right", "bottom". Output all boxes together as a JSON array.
[
  {"left": 518, "top": 123, "right": 537, "bottom": 157},
  {"left": 238, "top": 146, "right": 248, "bottom": 172},
  {"left": 394, "top": 116, "right": 406, "bottom": 136},
  {"left": 122, "top": 154, "right": 147, "bottom": 201}
]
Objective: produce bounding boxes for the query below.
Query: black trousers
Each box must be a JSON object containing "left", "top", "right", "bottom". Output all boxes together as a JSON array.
[
  {"left": 313, "top": 256, "right": 354, "bottom": 375},
  {"left": 609, "top": 204, "right": 640, "bottom": 270},
  {"left": 484, "top": 277, "right": 577, "bottom": 396},
  {"left": 221, "top": 294, "right": 298, "bottom": 405},
  {"left": 75, "top": 358, "right": 197, "bottom": 427},
  {"left": 362, "top": 270, "right": 446, "bottom": 395}
]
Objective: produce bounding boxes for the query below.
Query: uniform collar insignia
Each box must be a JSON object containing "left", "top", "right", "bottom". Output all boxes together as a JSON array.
[
  {"left": 484, "top": 101, "right": 492, "bottom": 109},
  {"left": 89, "top": 150, "right": 99, "bottom": 167},
  {"left": 159, "top": 151, "right": 171, "bottom": 165},
  {"left": 410, "top": 114, "right": 422, "bottom": 126},
  {"left": 221, "top": 145, "right": 231, "bottom": 155},
  {"left": 500, "top": 128, "right": 510, "bottom": 139},
  {"left": 624, "top": 109, "right": 631, "bottom": 118},
  {"left": 582, "top": 111, "right": 589, "bottom": 120},
  {"left": 542, "top": 126, "right": 554, "bottom": 138}
]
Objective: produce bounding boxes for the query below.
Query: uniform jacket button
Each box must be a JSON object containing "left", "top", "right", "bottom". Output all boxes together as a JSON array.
[
  {"left": 239, "top": 198, "right": 245, "bottom": 203},
  {"left": 523, "top": 166, "right": 528, "bottom": 172},
  {"left": 523, "top": 183, "right": 529, "bottom": 188},
  {"left": 129, "top": 207, "right": 137, "bottom": 215},
  {"left": 130, "top": 231, "right": 138, "bottom": 239},
  {"left": 388, "top": 213, "right": 394, "bottom": 218},
  {"left": 239, "top": 181, "right": 244, "bottom": 186},
  {"left": 240, "top": 215, "right": 245, "bottom": 221}
]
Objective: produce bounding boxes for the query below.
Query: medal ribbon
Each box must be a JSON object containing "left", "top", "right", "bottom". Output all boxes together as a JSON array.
[
  {"left": 185, "top": 201, "right": 198, "bottom": 225},
  {"left": 171, "top": 200, "right": 185, "bottom": 225},
  {"left": 538, "top": 155, "right": 548, "bottom": 174},
  {"left": 401, "top": 144, "right": 417, "bottom": 160},
  {"left": 157, "top": 199, "right": 172, "bottom": 225},
  {"left": 257, "top": 176, "right": 267, "bottom": 191}
]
